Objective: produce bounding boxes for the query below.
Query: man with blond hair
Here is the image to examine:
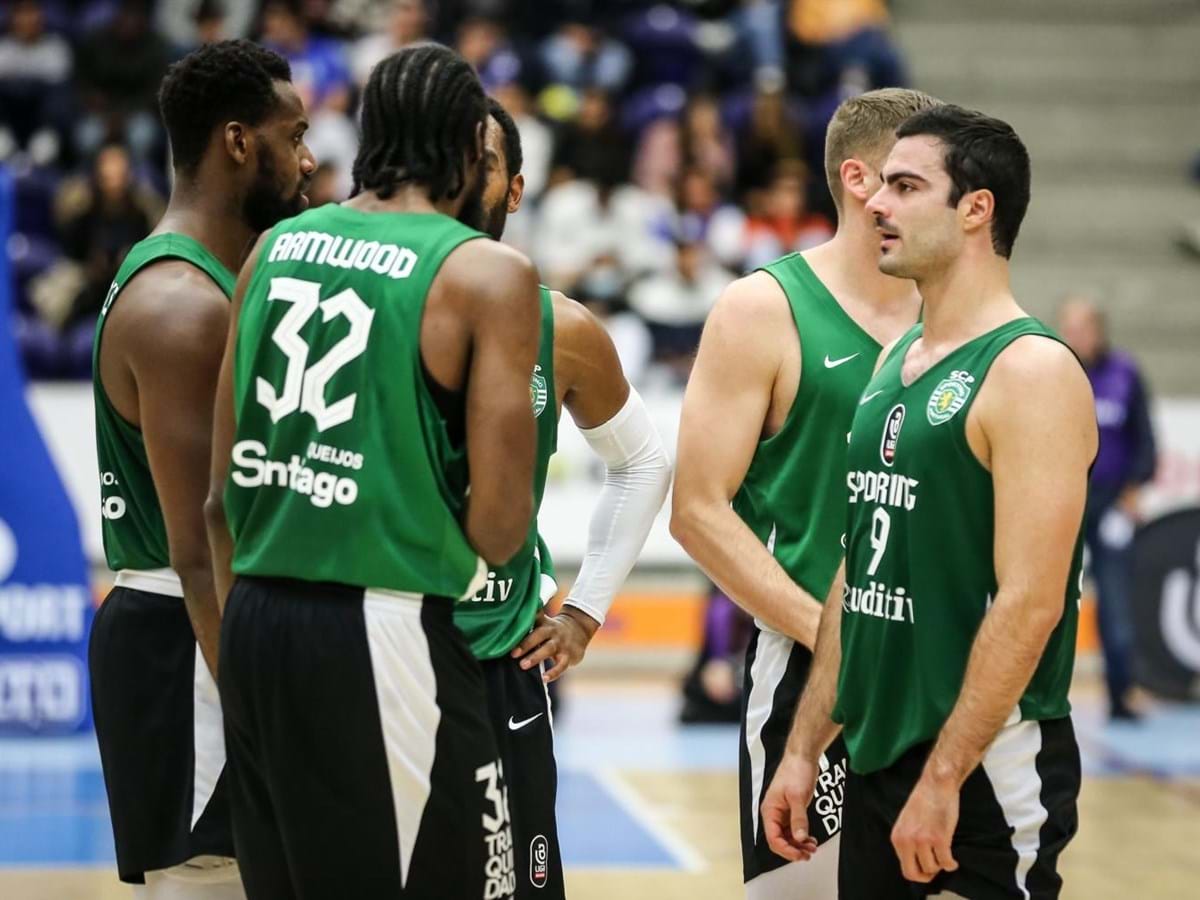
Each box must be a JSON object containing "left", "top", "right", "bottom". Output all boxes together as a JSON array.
[{"left": 672, "top": 87, "right": 940, "bottom": 899}]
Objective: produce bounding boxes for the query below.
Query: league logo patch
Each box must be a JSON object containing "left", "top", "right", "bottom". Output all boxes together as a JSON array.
[
  {"left": 880, "top": 404, "right": 906, "bottom": 466},
  {"left": 530, "top": 834, "right": 549, "bottom": 889},
  {"left": 530, "top": 365, "right": 548, "bottom": 418},
  {"left": 926, "top": 369, "right": 975, "bottom": 426}
]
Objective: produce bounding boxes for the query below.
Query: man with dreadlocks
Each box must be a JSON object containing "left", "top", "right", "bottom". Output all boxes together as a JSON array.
[{"left": 205, "top": 43, "right": 537, "bottom": 899}]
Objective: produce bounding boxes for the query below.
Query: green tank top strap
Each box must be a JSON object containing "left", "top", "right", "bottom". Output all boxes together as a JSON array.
[{"left": 92, "top": 233, "right": 236, "bottom": 573}]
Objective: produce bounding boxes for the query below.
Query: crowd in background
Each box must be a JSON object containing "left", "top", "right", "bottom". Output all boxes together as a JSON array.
[{"left": 1, "top": 0, "right": 908, "bottom": 381}]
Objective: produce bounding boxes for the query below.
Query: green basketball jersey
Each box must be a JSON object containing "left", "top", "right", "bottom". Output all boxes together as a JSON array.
[
  {"left": 732, "top": 253, "right": 881, "bottom": 609},
  {"left": 456, "top": 287, "right": 559, "bottom": 659},
  {"left": 93, "top": 233, "right": 236, "bottom": 571},
  {"left": 224, "top": 206, "right": 492, "bottom": 600},
  {"left": 833, "top": 318, "right": 1084, "bottom": 775}
]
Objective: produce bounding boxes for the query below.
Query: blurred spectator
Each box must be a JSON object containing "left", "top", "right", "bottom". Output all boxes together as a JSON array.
[
  {"left": 260, "top": 0, "right": 352, "bottom": 113},
  {"left": 0, "top": 0, "right": 72, "bottom": 164},
  {"left": 676, "top": 167, "right": 745, "bottom": 270},
  {"left": 534, "top": 176, "right": 675, "bottom": 293},
  {"left": 735, "top": 84, "right": 801, "bottom": 196},
  {"left": 73, "top": 0, "right": 171, "bottom": 163},
  {"left": 157, "top": 0, "right": 256, "bottom": 50},
  {"left": 679, "top": 584, "right": 752, "bottom": 725},
  {"left": 681, "top": 94, "right": 736, "bottom": 190},
  {"left": 551, "top": 89, "right": 632, "bottom": 188},
  {"left": 20, "top": 144, "right": 161, "bottom": 377},
  {"left": 351, "top": 0, "right": 429, "bottom": 87},
  {"left": 456, "top": 15, "right": 524, "bottom": 91},
  {"left": 739, "top": 160, "right": 833, "bottom": 270},
  {"left": 305, "top": 161, "right": 344, "bottom": 208},
  {"left": 540, "top": 16, "right": 633, "bottom": 96},
  {"left": 1059, "top": 297, "right": 1158, "bottom": 722},
  {"left": 632, "top": 117, "right": 683, "bottom": 198},
  {"left": 627, "top": 238, "right": 733, "bottom": 377},
  {"left": 784, "top": 0, "right": 907, "bottom": 98}
]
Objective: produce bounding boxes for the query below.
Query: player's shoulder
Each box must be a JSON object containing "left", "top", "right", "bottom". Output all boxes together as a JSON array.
[
  {"left": 442, "top": 237, "right": 537, "bottom": 296},
  {"left": 706, "top": 269, "right": 791, "bottom": 334},
  {"left": 983, "top": 323, "right": 1094, "bottom": 423},
  {"left": 550, "top": 290, "right": 620, "bottom": 365},
  {"left": 116, "top": 257, "right": 230, "bottom": 344},
  {"left": 990, "top": 324, "right": 1088, "bottom": 389}
]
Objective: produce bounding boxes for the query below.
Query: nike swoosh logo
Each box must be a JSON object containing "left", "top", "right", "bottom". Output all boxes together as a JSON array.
[
  {"left": 860, "top": 390, "right": 885, "bottom": 405},
  {"left": 508, "top": 713, "right": 544, "bottom": 731},
  {"left": 824, "top": 353, "right": 860, "bottom": 368}
]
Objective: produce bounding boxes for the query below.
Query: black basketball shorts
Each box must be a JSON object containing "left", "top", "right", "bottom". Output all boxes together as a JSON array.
[
  {"left": 89, "top": 575, "right": 234, "bottom": 884},
  {"left": 218, "top": 575, "right": 517, "bottom": 900},
  {"left": 740, "top": 625, "right": 846, "bottom": 894},
  {"left": 840, "top": 717, "right": 1080, "bottom": 900},
  {"left": 480, "top": 653, "right": 564, "bottom": 899}
]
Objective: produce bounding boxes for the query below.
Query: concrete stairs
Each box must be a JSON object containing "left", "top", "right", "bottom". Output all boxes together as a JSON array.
[{"left": 892, "top": 0, "right": 1200, "bottom": 393}]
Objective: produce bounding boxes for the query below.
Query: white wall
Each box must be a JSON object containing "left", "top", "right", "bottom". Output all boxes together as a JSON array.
[{"left": 26, "top": 383, "right": 1200, "bottom": 568}]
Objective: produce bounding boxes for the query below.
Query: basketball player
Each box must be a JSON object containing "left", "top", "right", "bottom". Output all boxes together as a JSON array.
[
  {"left": 89, "top": 41, "right": 314, "bottom": 899},
  {"left": 453, "top": 99, "right": 672, "bottom": 899},
  {"left": 671, "top": 89, "right": 939, "bottom": 898},
  {"left": 763, "top": 105, "right": 1096, "bottom": 899},
  {"left": 205, "top": 45, "right": 538, "bottom": 899}
]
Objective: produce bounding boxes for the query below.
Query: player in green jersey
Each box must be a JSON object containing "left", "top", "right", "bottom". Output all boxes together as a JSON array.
[
  {"left": 206, "top": 45, "right": 540, "bottom": 899},
  {"left": 672, "top": 89, "right": 939, "bottom": 899},
  {"left": 765, "top": 107, "right": 1097, "bottom": 899},
  {"left": 88, "top": 41, "right": 314, "bottom": 899},
  {"left": 453, "top": 99, "right": 671, "bottom": 899}
]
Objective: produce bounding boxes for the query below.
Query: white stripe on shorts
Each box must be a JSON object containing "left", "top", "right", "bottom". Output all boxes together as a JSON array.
[
  {"left": 980, "top": 718, "right": 1048, "bottom": 900},
  {"left": 744, "top": 628, "right": 793, "bottom": 838},
  {"left": 362, "top": 590, "right": 439, "bottom": 889},
  {"left": 190, "top": 648, "right": 226, "bottom": 830}
]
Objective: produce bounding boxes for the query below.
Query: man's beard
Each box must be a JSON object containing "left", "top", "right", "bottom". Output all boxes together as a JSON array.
[
  {"left": 243, "top": 150, "right": 307, "bottom": 233},
  {"left": 482, "top": 201, "right": 508, "bottom": 242},
  {"left": 454, "top": 159, "right": 489, "bottom": 233}
]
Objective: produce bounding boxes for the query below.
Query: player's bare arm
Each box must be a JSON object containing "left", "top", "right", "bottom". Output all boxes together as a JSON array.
[
  {"left": 512, "top": 292, "right": 670, "bottom": 681},
  {"left": 432, "top": 239, "right": 541, "bottom": 565},
  {"left": 890, "top": 336, "right": 1097, "bottom": 885},
  {"left": 100, "top": 261, "right": 232, "bottom": 679},
  {"left": 671, "top": 272, "right": 823, "bottom": 646},
  {"left": 205, "top": 234, "right": 265, "bottom": 613}
]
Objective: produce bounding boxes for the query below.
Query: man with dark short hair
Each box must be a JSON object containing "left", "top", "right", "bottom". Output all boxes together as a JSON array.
[
  {"left": 766, "top": 105, "right": 1097, "bottom": 900},
  {"left": 90, "top": 39, "right": 314, "bottom": 899}
]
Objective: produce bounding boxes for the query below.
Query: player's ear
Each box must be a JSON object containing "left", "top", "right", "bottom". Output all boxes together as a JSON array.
[
  {"left": 839, "top": 158, "right": 873, "bottom": 205},
  {"left": 472, "top": 120, "right": 486, "bottom": 162},
  {"left": 960, "top": 188, "right": 995, "bottom": 236},
  {"left": 224, "top": 122, "right": 250, "bottom": 166},
  {"left": 508, "top": 173, "right": 525, "bottom": 213}
]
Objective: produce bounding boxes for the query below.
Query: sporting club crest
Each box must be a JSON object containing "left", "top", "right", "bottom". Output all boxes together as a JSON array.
[
  {"left": 530, "top": 365, "right": 548, "bottom": 418},
  {"left": 926, "top": 369, "right": 975, "bottom": 426}
]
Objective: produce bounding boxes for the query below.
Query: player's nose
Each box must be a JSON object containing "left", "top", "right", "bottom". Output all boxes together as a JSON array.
[{"left": 865, "top": 185, "right": 889, "bottom": 218}]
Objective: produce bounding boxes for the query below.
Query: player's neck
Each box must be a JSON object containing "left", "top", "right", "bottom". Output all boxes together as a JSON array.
[
  {"left": 156, "top": 180, "right": 257, "bottom": 275},
  {"left": 344, "top": 183, "right": 465, "bottom": 218},
  {"left": 815, "top": 215, "right": 920, "bottom": 308},
  {"left": 917, "top": 251, "right": 1021, "bottom": 346}
]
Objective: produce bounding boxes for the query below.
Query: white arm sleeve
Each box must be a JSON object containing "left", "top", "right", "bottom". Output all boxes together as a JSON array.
[{"left": 562, "top": 388, "right": 672, "bottom": 625}]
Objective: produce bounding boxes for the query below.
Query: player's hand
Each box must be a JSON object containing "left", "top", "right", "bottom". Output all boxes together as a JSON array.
[
  {"left": 511, "top": 606, "right": 600, "bottom": 683},
  {"left": 760, "top": 750, "right": 820, "bottom": 862},
  {"left": 891, "top": 774, "right": 960, "bottom": 884}
]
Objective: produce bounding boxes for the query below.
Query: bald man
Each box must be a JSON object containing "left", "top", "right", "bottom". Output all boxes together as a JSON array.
[{"left": 1058, "top": 297, "right": 1157, "bottom": 720}]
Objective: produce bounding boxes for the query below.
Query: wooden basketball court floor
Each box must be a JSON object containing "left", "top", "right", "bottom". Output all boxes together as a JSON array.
[{"left": 1, "top": 674, "right": 1196, "bottom": 900}]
